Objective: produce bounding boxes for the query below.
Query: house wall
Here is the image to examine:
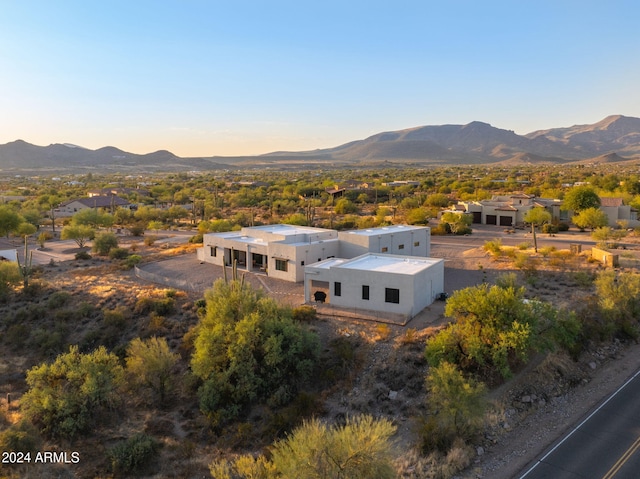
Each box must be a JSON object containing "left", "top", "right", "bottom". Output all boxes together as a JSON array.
[
  {"left": 269, "top": 239, "right": 340, "bottom": 282},
  {"left": 305, "top": 256, "right": 444, "bottom": 318},
  {"left": 338, "top": 227, "right": 430, "bottom": 257}
]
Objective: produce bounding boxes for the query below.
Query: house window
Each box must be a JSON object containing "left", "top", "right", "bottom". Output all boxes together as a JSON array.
[
  {"left": 398, "top": 244, "right": 404, "bottom": 250},
  {"left": 414, "top": 241, "right": 420, "bottom": 247},
  {"left": 381, "top": 247, "right": 388, "bottom": 253},
  {"left": 334, "top": 282, "right": 342, "bottom": 297},
  {"left": 385, "top": 288, "right": 400, "bottom": 304},
  {"left": 362, "top": 285, "right": 370, "bottom": 300},
  {"left": 301, "top": 261, "right": 305, "bottom": 266},
  {"left": 275, "top": 259, "right": 288, "bottom": 272},
  {"left": 210, "top": 246, "right": 216, "bottom": 257}
]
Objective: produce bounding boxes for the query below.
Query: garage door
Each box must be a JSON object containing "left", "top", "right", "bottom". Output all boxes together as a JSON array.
[
  {"left": 486, "top": 215, "right": 497, "bottom": 225},
  {"left": 499, "top": 216, "right": 513, "bottom": 226},
  {"left": 472, "top": 211, "right": 482, "bottom": 224}
]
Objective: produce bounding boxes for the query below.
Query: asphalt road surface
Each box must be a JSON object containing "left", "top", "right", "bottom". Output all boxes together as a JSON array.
[{"left": 518, "top": 368, "right": 640, "bottom": 479}]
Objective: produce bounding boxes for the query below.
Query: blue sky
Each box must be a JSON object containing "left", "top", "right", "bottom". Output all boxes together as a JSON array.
[{"left": 1, "top": 1, "right": 639, "bottom": 157}]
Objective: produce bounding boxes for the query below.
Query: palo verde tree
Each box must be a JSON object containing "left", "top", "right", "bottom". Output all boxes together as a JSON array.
[
  {"left": 61, "top": 224, "right": 95, "bottom": 248},
  {"left": 572, "top": 207, "right": 609, "bottom": 231},
  {"left": 125, "top": 336, "right": 180, "bottom": 406},
  {"left": 210, "top": 415, "right": 397, "bottom": 479},
  {"left": 422, "top": 361, "right": 486, "bottom": 451},
  {"left": 21, "top": 346, "right": 124, "bottom": 439},
  {"left": 191, "top": 279, "right": 320, "bottom": 425},
  {"left": 425, "top": 282, "right": 555, "bottom": 380},
  {"left": 523, "top": 207, "right": 552, "bottom": 252}
]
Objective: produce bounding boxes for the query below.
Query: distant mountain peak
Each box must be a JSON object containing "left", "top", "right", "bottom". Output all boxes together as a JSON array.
[{"left": 1, "top": 115, "right": 639, "bottom": 171}]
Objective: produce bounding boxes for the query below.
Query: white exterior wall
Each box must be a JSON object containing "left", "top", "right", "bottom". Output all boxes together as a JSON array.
[
  {"left": 305, "top": 254, "right": 445, "bottom": 318},
  {"left": 338, "top": 226, "right": 430, "bottom": 257},
  {"left": 268, "top": 239, "right": 340, "bottom": 282}
]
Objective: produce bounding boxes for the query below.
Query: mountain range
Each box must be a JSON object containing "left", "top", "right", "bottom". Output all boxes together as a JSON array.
[{"left": 2, "top": 115, "right": 640, "bottom": 173}]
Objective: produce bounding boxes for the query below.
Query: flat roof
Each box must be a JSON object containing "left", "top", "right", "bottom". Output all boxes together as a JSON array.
[
  {"left": 309, "top": 253, "right": 442, "bottom": 275},
  {"left": 340, "top": 225, "right": 428, "bottom": 237},
  {"left": 247, "top": 224, "right": 335, "bottom": 236}
]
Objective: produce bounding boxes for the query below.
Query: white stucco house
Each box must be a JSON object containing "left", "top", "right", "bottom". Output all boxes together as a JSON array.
[
  {"left": 198, "top": 224, "right": 432, "bottom": 282},
  {"left": 0, "top": 249, "right": 18, "bottom": 262},
  {"left": 304, "top": 253, "right": 444, "bottom": 320}
]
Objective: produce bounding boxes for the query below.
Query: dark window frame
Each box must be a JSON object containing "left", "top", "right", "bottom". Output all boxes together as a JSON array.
[
  {"left": 334, "top": 282, "right": 342, "bottom": 297},
  {"left": 362, "top": 285, "right": 370, "bottom": 300},
  {"left": 385, "top": 287, "right": 400, "bottom": 304}
]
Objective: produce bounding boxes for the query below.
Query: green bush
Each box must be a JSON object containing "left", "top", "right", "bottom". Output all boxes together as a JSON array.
[
  {"left": 75, "top": 251, "right": 92, "bottom": 260},
  {"left": 21, "top": 346, "right": 124, "bottom": 439},
  {"left": 93, "top": 232, "right": 119, "bottom": 256},
  {"left": 143, "top": 235, "right": 157, "bottom": 246},
  {"left": 125, "top": 254, "right": 142, "bottom": 269},
  {"left": 292, "top": 305, "right": 317, "bottom": 322},
  {"left": 189, "top": 233, "right": 204, "bottom": 243},
  {"left": 109, "top": 247, "right": 130, "bottom": 260},
  {"left": 109, "top": 433, "right": 159, "bottom": 476},
  {"left": 47, "top": 291, "right": 71, "bottom": 309},
  {"left": 542, "top": 223, "right": 559, "bottom": 234}
]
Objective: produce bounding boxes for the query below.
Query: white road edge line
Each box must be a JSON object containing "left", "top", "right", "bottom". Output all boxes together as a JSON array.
[{"left": 519, "top": 367, "right": 640, "bottom": 478}]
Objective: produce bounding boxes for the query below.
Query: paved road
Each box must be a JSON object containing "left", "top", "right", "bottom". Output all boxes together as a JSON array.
[{"left": 518, "top": 368, "right": 640, "bottom": 479}]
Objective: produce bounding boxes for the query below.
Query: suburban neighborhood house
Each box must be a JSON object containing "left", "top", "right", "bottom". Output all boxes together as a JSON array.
[
  {"left": 456, "top": 193, "right": 638, "bottom": 228},
  {"left": 55, "top": 195, "right": 132, "bottom": 217},
  {"left": 456, "top": 194, "right": 565, "bottom": 227},
  {"left": 198, "top": 224, "right": 441, "bottom": 318},
  {"left": 599, "top": 197, "right": 638, "bottom": 227},
  {"left": 304, "top": 253, "right": 444, "bottom": 320}
]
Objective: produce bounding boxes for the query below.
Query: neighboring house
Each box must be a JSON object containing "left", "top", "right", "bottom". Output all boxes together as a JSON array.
[
  {"left": 87, "top": 187, "right": 150, "bottom": 198},
  {"left": 457, "top": 194, "right": 564, "bottom": 226},
  {"left": 598, "top": 197, "right": 638, "bottom": 227},
  {"left": 382, "top": 180, "right": 420, "bottom": 187},
  {"left": 304, "top": 253, "right": 444, "bottom": 320},
  {"left": 0, "top": 249, "right": 18, "bottom": 262},
  {"left": 55, "top": 196, "right": 131, "bottom": 217},
  {"left": 198, "top": 224, "right": 432, "bottom": 283}
]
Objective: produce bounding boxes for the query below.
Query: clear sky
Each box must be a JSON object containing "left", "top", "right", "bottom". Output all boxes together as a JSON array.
[{"left": 1, "top": 1, "right": 639, "bottom": 157}]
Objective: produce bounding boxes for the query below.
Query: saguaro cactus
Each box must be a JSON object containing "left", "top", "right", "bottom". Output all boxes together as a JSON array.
[{"left": 16, "top": 236, "right": 33, "bottom": 289}]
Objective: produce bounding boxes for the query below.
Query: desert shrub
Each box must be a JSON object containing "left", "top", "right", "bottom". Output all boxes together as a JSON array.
[
  {"left": 430, "top": 222, "right": 450, "bottom": 235},
  {"left": 483, "top": 239, "right": 502, "bottom": 257},
  {"left": 109, "top": 433, "right": 159, "bottom": 476},
  {"left": 93, "top": 232, "right": 119, "bottom": 256},
  {"left": 0, "top": 262, "right": 20, "bottom": 300},
  {"left": 134, "top": 296, "right": 173, "bottom": 316},
  {"left": 542, "top": 223, "right": 559, "bottom": 234},
  {"left": 104, "top": 308, "right": 127, "bottom": 328},
  {"left": 557, "top": 222, "right": 570, "bottom": 231},
  {"left": 375, "top": 323, "right": 391, "bottom": 341},
  {"left": 0, "top": 420, "right": 41, "bottom": 455},
  {"left": 129, "top": 224, "right": 146, "bottom": 236},
  {"left": 270, "top": 415, "right": 397, "bottom": 479},
  {"left": 75, "top": 251, "right": 92, "bottom": 260},
  {"left": 425, "top": 283, "right": 554, "bottom": 380},
  {"left": 21, "top": 346, "right": 124, "bottom": 439},
  {"left": 192, "top": 280, "right": 320, "bottom": 425},
  {"left": 4, "top": 323, "right": 30, "bottom": 348},
  {"left": 108, "top": 247, "right": 129, "bottom": 260},
  {"left": 47, "top": 291, "right": 71, "bottom": 309},
  {"left": 292, "top": 305, "right": 317, "bottom": 322},
  {"left": 539, "top": 246, "right": 556, "bottom": 257},
  {"left": 144, "top": 235, "right": 157, "bottom": 246},
  {"left": 125, "top": 254, "right": 142, "bottom": 269},
  {"left": 517, "top": 242, "right": 531, "bottom": 250},
  {"left": 423, "top": 362, "right": 486, "bottom": 452},
  {"left": 189, "top": 233, "right": 204, "bottom": 243},
  {"left": 37, "top": 231, "right": 54, "bottom": 247},
  {"left": 126, "top": 337, "right": 179, "bottom": 406}
]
